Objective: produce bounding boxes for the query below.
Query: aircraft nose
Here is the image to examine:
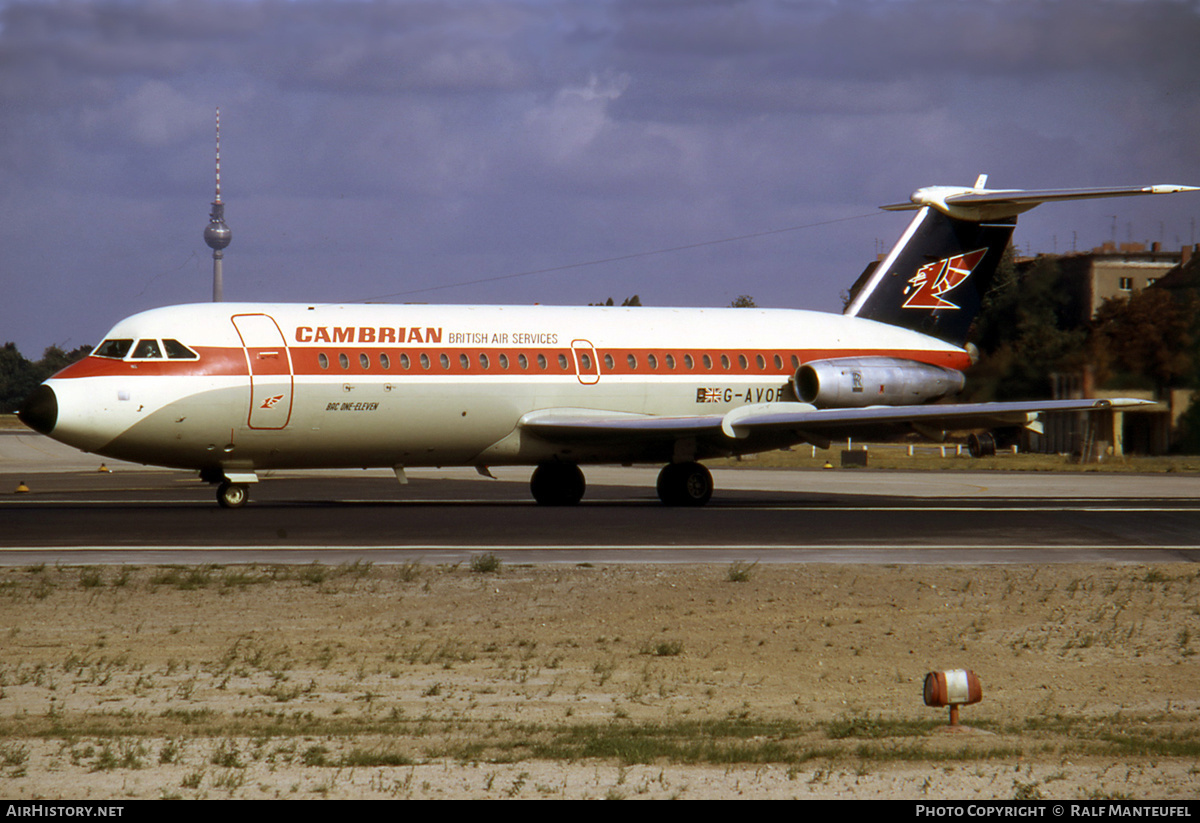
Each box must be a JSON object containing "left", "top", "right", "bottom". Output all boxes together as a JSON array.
[{"left": 18, "top": 385, "right": 57, "bottom": 435}]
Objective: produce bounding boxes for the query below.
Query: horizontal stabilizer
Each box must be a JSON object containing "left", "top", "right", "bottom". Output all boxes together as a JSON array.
[{"left": 882, "top": 183, "right": 1199, "bottom": 222}]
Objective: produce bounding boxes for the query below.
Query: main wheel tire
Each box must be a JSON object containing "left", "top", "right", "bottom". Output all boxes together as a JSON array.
[
  {"left": 656, "top": 462, "right": 713, "bottom": 507},
  {"left": 967, "top": 432, "right": 997, "bottom": 458},
  {"left": 217, "top": 481, "right": 248, "bottom": 509},
  {"left": 530, "top": 463, "right": 585, "bottom": 506}
]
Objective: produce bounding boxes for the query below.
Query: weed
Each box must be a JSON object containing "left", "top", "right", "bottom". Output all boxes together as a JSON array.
[
  {"left": 150, "top": 565, "right": 214, "bottom": 590},
  {"left": 91, "top": 739, "right": 146, "bottom": 771},
  {"left": 301, "top": 745, "right": 332, "bottom": 767},
  {"left": 78, "top": 567, "right": 105, "bottom": 589},
  {"left": 210, "top": 740, "right": 245, "bottom": 769},
  {"left": 1012, "top": 780, "right": 1043, "bottom": 800},
  {"left": 341, "top": 748, "right": 414, "bottom": 767},
  {"left": 641, "top": 639, "right": 684, "bottom": 657},
  {"left": 825, "top": 713, "right": 934, "bottom": 740},
  {"left": 0, "top": 742, "right": 29, "bottom": 769},
  {"left": 726, "top": 560, "right": 758, "bottom": 583},
  {"left": 299, "top": 562, "right": 328, "bottom": 586},
  {"left": 470, "top": 553, "right": 502, "bottom": 574},
  {"left": 212, "top": 769, "right": 246, "bottom": 792},
  {"left": 397, "top": 560, "right": 423, "bottom": 582}
]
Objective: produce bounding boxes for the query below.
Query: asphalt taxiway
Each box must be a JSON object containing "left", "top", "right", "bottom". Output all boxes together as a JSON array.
[{"left": 2, "top": 430, "right": 1199, "bottom": 565}]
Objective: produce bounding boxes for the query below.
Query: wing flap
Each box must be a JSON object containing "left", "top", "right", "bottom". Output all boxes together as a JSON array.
[
  {"left": 519, "top": 407, "right": 725, "bottom": 440},
  {"left": 721, "top": 398, "right": 1155, "bottom": 438},
  {"left": 519, "top": 398, "right": 1156, "bottom": 445}
]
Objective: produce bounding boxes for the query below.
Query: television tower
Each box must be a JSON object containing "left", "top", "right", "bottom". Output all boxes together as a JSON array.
[{"left": 203, "top": 107, "right": 231, "bottom": 302}]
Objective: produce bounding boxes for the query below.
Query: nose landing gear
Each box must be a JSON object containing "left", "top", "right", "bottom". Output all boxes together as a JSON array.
[
  {"left": 203, "top": 468, "right": 257, "bottom": 508},
  {"left": 216, "top": 481, "right": 248, "bottom": 508}
]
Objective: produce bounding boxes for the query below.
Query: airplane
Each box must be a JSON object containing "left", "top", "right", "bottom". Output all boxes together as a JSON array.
[{"left": 18, "top": 177, "right": 1197, "bottom": 508}]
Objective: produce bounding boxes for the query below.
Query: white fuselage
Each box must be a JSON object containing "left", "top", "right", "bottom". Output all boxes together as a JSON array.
[{"left": 39, "top": 302, "right": 969, "bottom": 471}]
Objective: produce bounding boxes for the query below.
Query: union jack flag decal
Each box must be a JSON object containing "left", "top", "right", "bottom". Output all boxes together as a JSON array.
[{"left": 696, "top": 388, "right": 722, "bottom": 403}]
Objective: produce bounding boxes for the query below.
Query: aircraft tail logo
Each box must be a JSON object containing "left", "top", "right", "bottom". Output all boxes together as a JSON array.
[{"left": 901, "top": 248, "right": 987, "bottom": 310}]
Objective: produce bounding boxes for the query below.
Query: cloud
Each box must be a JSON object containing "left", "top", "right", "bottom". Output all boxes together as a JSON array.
[{"left": 1, "top": 0, "right": 1198, "bottom": 356}]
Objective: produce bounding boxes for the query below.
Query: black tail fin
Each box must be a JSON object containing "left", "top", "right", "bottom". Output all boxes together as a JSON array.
[
  {"left": 844, "top": 207, "right": 1014, "bottom": 346},
  {"left": 844, "top": 179, "right": 1199, "bottom": 347}
]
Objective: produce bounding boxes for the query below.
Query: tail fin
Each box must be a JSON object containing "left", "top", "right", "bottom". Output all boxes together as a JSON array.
[{"left": 844, "top": 179, "right": 1199, "bottom": 346}]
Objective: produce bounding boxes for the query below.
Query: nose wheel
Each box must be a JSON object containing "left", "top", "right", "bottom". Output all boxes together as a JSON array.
[
  {"left": 217, "top": 481, "right": 249, "bottom": 508},
  {"left": 656, "top": 462, "right": 713, "bottom": 507}
]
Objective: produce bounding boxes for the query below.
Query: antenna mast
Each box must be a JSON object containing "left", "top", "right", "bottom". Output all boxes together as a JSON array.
[{"left": 203, "top": 107, "right": 232, "bottom": 302}]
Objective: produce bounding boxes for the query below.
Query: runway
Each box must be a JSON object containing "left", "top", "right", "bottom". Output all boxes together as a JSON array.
[{"left": 3, "top": 452, "right": 1200, "bottom": 564}]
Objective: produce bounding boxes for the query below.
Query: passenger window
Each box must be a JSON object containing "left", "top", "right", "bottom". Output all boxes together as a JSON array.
[
  {"left": 400, "top": 353, "right": 411, "bottom": 370},
  {"left": 604, "top": 354, "right": 615, "bottom": 370},
  {"left": 684, "top": 354, "right": 694, "bottom": 370},
  {"left": 580, "top": 353, "right": 592, "bottom": 370},
  {"left": 647, "top": 354, "right": 658, "bottom": 370},
  {"left": 479, "top": 353, "right": 490, "bottom": 370},
  {"left": 440, "top": 353, "right": 450, "bottom": 370},
  {"left": 756, "top": 354, "right": 766, "bottom": 370},
  {"left": 359, "top": 353, "right": 370, "bottom": 369},
  {"left": 95, "top": 339, "right": 133, "bottom": 359},
  {"left": 518, "top": 353, "right": 528, "bottom": 370},
  {"left": 499, "top": 354, "right": 509, "bottom": 370},
  {"left": 627, "top": 354, "right": 637, "bottom": 370},
  {"left": 380, "top": 353, "right": 391, "bottom": 369},
  {"left": 460, "top": 353, "right": 470, "bottom": 370},
  {"left": 339, "top": 353, "right": 349, "bottom": 369},
  {"left": 132, "top": 339, "right": 162, "bottom": 359},
  {"left": 702, "top": 354, "right": 713, "bottom": 370},
  {"left": 419, "top": 353, "right": 430, "bottom": 370},
  {"left": 163, "top": 339, "right": 199, "bottom": 359},
  {"left": 665, "top": 354, "right": 676, "bottom": 370},
  {"left": 773, "top": 354, "right": 783, "bottom": 370},
  {"left": 318, "top": 353, "right": 329, "bottom": 370},
  {"left": 721, "top": 355, "right": 731, "bottom": 370},
  {"left": 537, "top": 354, "right": 548, "bottom": 370},
  {"left": 790, "top": 355, "right": 799, "bottom": 369},
  {"left": 557, "top": 354, "right": 568, "bottom": 370},
  {"left": 738, "top": 354, "right": 748, "bottom": 370}
]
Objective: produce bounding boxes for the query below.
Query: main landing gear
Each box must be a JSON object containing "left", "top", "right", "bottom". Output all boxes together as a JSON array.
[
  {"left": 528, "top": 461, "right": 715, "bottom": 507},
  {"left": 656, "top": 461, "right": 713, "bottom": 507},
  {"left": 530, "top": 462, "right": 586, "bottom": 506}
]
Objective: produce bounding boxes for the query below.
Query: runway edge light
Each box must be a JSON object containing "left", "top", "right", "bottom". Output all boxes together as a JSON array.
[{"left": 923, "top": 669, "right": 983, "bottom": 730}]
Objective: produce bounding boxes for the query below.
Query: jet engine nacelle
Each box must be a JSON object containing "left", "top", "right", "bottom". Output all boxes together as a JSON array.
[{"left": 795, "top": 357, "right": 965, "bottom": 409}]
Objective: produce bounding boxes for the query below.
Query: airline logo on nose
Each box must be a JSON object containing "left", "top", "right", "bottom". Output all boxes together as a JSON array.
[
  {"left": 902, "top": 248, "right": 988, "bottom": 310},
  {"left": 260, "top": 394, "right": 285, "bottom": 409}
]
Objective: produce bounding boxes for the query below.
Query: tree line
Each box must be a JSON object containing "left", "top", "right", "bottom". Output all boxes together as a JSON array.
[
  {"left": 965, "top": 251, "right": 1200, "bottom": 451},
  {"left": 0, "top": 343, "right": 91, "bottom": 413}
]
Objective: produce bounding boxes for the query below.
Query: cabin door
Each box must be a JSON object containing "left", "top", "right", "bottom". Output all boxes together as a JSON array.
[
  {"left": 232, "top": 313, "right": 294, "bottom": 430},
  {"left": 571, "top": 339, "right": 600, "bottom": 385}
]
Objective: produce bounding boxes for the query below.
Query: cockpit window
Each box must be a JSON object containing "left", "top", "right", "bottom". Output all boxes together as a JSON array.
[
  {"left": 163, "top": 339, "right": 199, "bottom": 359},
  {"left": 132, "top": 339, "right": 162, "bottom": 359},
  {"left": 94, "top": 339, "right": 133, "bottom": 359}
]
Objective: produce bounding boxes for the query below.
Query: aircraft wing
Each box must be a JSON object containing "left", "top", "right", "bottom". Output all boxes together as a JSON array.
[{"left": 519, "top": 398, "right": 1156, "bottom": 445}]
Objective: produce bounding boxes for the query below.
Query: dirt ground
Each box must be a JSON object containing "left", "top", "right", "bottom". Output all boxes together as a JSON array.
[{"left": 0, "top": 561, "right": 1197, "bottom": 800}]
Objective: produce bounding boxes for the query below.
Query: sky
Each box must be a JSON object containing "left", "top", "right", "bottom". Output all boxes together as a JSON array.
[{"left": 3, "top": 0, "right": 1200, "bottom": 356}]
